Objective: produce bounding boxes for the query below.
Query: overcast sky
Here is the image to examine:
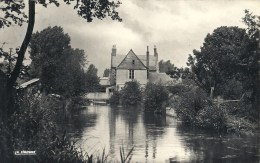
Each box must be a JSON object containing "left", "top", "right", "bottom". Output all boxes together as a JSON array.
[{"left": 0, "top": 0, "right": 259, "bottom": 76}]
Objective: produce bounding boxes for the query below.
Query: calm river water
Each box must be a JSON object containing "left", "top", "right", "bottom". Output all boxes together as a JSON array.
[{"left": 58, "top": 105, "right": 260, "bottom": 163}]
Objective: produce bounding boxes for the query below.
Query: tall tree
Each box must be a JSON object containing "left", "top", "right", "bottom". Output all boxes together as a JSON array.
[
  {"left": 241, "top": 10, "right": 259, "bottom": 109},
  {"left": 103, "top": 68, "right": 110, "bottom": 77},
  {"left": 188, "top": 26, "right": 251, "bottom": 95},
  {"left": 0, "top": 0, "right": 122, "bottom": 122},
  {"left": 29, "top": 26, "right": 88, "bottom": 97},
  {"left": 187, "top": 21, "right": 260, "bottom": 103},
  {"left": 85, "top": 64, "right": 100, "bottom": 92}
]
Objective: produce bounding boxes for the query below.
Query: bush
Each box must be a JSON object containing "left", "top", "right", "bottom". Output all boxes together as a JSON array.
[
  {"left": 144, "top": 83, "right": 169, "bottom": 112},
  {"left": 196, "top": 106, "right": 227, "bottom": 131},
  {"left": 109, "top": 91, "right": 121, "bottom": 106},
  {"left": 9, "top": 92, "right": 92, "bottom": 163},
  {"left": 171, "top": 84, "right": 212, "bottom": 126},
  {"left": 121, "top": 81, "right": 142, "bottom": 106}
]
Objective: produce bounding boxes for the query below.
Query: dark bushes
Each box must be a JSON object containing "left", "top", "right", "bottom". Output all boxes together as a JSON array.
[
  {"left": 144, "top": 83, "right": 169, "bottom": 112},
  {"left": 169, "top": 84, "right": 228, "bottom": 131},
  {"left": 109, "top": 90, "right": 121, "bottom": 106},
  {"left": 121, "top": 81, "right": 142, "bottom": 106},
  {"left": 196, "top": 106, "right": 227, "bottom": 131}
]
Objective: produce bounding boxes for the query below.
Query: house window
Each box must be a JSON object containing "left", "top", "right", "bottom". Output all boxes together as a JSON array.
[
  {"left": 132, "top": 60, "right": 135, "bottom": 64},
  {"left": 129, "top": 69, "right": 134, "bottom": 79}
]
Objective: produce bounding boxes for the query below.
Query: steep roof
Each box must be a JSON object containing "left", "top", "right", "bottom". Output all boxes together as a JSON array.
[
  {"left": 111, "top": 55, "right": 125, "bottom": 68},
  {"left": 111, "top": 50, "right": 157, "bottom": 70},
  {"left": 138, "top": 55, "right": 157, "bottom": 71},
  {"left": 117, "top": 49, "right": 147, "bottom": 70}
]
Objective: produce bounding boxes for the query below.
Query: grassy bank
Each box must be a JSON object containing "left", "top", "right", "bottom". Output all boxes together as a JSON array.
[{"left": 168, "top": 82, "right": 259, "bottom": 135}]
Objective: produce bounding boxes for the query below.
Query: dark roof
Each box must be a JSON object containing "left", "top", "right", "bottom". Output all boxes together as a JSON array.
[
  {"left": 112, "top": 50, "right": 158, "bottom": 70},
  {"left": 117, "top": 49, "right": 147, "bottom": 70}
]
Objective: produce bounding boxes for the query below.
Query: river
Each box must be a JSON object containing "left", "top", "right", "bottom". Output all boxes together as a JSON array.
[{"left": 58, "top": 105, "right": 260, "bottom": 163}]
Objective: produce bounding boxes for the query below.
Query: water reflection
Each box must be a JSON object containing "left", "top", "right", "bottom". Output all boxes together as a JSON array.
[
  {"left": 176, "top": 124, "right": 260, "bottom": 163},
  {"left": 59, "top": 105, "right": 260, "bottom": 163}
]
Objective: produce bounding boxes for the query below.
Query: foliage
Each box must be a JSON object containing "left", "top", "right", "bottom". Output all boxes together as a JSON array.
[
  {"left": 196, "top": 105, "right": 227, "bottom": 131},
  {"left": 171, "top": 84, "right": 211, "bottom": 124},
  {"left": 218, "top": 78, "right": 243, "bottom": 100},
  {"left": 0, "top": 0, "right": 122, "bottom": 28},
  {"left": 103, "top": 68, "right": 110, "bottom": 77},
  {"left": 109, "top": 91, "right": 121, "bottom": 106},
  {"left": 85, "top": 64, "right": 100, "bottom": 92},
  {"left": 29, "top": 26, "right": 96, "bottom": 97},
  {"left": 144, "top": 83, "right": 169, "bottom": 112},
  {"left": 187, "top": 26, "right": 251, "bottom": 95},
  {"left": 158, "top": 60, "right": 176, "bottom": 73},
  {"left": 121, "top": 81, "right": 142, "bottom": 106},
  {"left": 9, "top": 90, "right": 109, "bottom": 163}
]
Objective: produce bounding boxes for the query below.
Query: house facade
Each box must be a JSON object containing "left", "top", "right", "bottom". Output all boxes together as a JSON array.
[{"left": 110, "top": 45, "right": 159, "bottom": 90}]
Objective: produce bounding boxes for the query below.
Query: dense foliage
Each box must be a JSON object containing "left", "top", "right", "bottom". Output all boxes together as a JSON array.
[
  {"left": 103, "top": 68, "right": 110, "bottom": 77},
  {"left": 169, "top": 82, "right": 227, "bottom": 131},
  {"left": 144, "top": 83, "right": 169, "bottom": 112},
  {"left": 158, "top": 60, "right": 176, "bottom": 73},
  {"left": 85, "top": 64, "right": 101, "bottom": 92},
  {"left": 29, "top": 26, "right": 100, "bottom": 97},
  {"left": 121, "top": 81, "right": 142, "bottom": 106},
  {"left": 187, "top": 26, "right": 251, "bottom": 95},
  {"left": 109, "top": 91, "right": 121, "bottom": 106}
]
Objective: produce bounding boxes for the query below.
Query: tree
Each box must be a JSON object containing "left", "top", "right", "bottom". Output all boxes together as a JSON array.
[
  {"left": 29, "top": 26, "right": 71, "bottom": 78},
  {"left": 158, "top": 60, "right": 176, "bottom": 73},
  {"left": 241, "top": 10, "right": 259, "bottom": 112},
  {"left": 0, "top": 0, "right": 122, "bottom": 122},
  {"left": 188, "top": 26, "right": 251, "bottom": 97},
  {"left": 85, "top": 64, "right": 100, "bottom": 92},
  {"left": 29, "top": 26, "right": 87, "bottom": 97},
  {"left": 144, "top": 83, "right": 169, "bottom": 112},
  {"left": 103, "top": 68, "right": 110, "bottom": 77},
  {"left": 121, "top": 81, "right": 142, "bottom": 106}
]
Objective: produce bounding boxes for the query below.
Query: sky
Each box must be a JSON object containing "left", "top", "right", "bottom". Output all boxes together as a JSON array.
[{"left": 0, "top": 0, "right": 259, "bottom": 76}]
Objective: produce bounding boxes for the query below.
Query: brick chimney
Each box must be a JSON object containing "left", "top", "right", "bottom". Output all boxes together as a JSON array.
[
  {"left": 110, "top": 45, "right": 117, "bottom": 85},
  {"left": 111, "top": 45, "right": 116, "bottom": 56},
  {"left": 154, "top": 45, "right": 158, "bottom": 57},
  {"left": 154, "top": 45, "right": 159, "bottom": 72},
  {"left": 146, "top": 46, "right": 149, "bottom": 79}
]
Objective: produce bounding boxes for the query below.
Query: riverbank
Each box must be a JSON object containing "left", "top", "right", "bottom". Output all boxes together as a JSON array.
[{"left": 167, "top": 83, "right": 259, "bottom": 136}]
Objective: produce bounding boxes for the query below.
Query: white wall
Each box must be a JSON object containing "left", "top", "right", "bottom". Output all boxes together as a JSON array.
[{"left": 116, "top": 69, "right": 148, "bottom": 90}]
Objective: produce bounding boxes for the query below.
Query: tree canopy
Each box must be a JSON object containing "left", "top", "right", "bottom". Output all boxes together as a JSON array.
[
  {"left": 158, "top": 60, "right": 176, "bottom": 73},
  {"left": 29, "top": 26, "right": 89, "bottom": 97},
  {"left": 103, "top": 68, "right": 110, "bottom": 77},
  {"left": 0, "top": 0, "right": 122, "bottom": 28},
  {"left": 187, "top": 10, "right": 259, "bottom": 102},
  {"left": 85, "top": 64, "right": 100, "bottom": 92}
]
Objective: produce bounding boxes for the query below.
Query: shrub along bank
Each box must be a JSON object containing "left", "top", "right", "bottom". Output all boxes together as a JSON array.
[
  {"left": 109, "top": 81, "right": 170, "bottom": 113},
  {"left": 168, "top": 81, "right": 258, "bottom": 135},
  {"left": 1, "top": 92, "right": 128, "bottom": 163}
]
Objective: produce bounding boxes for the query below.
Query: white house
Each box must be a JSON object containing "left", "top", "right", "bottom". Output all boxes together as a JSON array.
[{"left": 110, "top": 45, "right": 174, "bottom": 90}]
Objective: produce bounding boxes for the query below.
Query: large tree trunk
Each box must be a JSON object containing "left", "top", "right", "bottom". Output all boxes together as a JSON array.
[{"left": 0, "top": 0, "right": 35, "bottom": 123}]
